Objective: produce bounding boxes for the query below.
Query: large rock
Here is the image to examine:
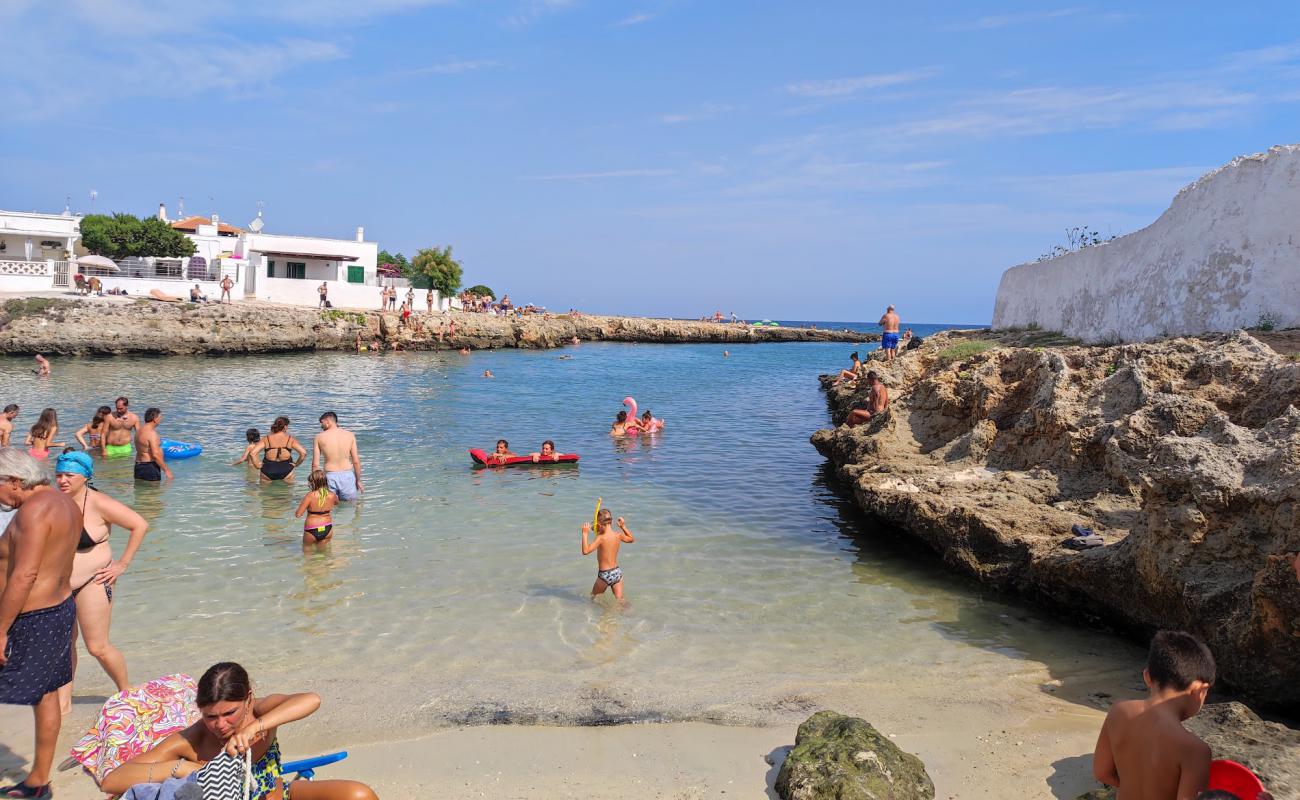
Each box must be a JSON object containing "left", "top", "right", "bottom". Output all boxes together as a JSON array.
[
  {"left": 812, "top": 331, "right": 1300, "bottom": 713},
  {"left": 775, "top": 711, "right": 934, "bottom": 800}
]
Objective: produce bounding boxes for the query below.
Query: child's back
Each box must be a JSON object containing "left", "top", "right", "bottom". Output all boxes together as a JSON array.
[{"left": 1094, "top": 631, "right": 1216, "bottom": 800}]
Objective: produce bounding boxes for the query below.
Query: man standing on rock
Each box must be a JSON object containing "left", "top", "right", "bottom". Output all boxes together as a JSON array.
[
  {"left": 0, "top": 447, "right": 81, "bottom": 798},
  {"left": 313, "top": 412, "right": 362, "bottom": 501},
  {"left": 846, "top": 372, "right": 889, "bottom": 427},
  {"left": 104, "top": 397, "right": 138, "bottom": 459},
  {"left": 878, "top": 305, "right": 901, "bottom": 363},
  {"left": 133, "top": 408, "right": 171, "bottom": 482},
  {"left": 0, "top": 405, "right": 17, "bottom": 448}
]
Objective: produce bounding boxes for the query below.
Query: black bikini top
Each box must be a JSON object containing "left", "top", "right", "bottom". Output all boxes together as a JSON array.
[{"left": 76, "top": 490, "right": 105, "bottom": 553}]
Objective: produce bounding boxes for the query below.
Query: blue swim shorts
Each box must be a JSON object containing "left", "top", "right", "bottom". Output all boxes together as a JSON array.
[{"left": 881, "top": 332, "right": 900, "bottom": 350}]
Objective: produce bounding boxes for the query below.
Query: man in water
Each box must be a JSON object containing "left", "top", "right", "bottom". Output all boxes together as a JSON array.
[
  {"left": 879, "top": 305, "right": 901, "bottom": 363},
  {"left": 133, "top": 408, "right": 171, "bottom": 482},
  {"left": 313, "top": 412, "right": 362, "bottom": 501},
  {"left": 846, "top": 371, "right": 889, "bottom": 426},
  {"left": 0, "top": 405, "right": 17, "bottom": 448},
  {"left": 32, "top": 356, "right": 50, "bottom": 377},
  {"left": 0, "top": 447, "right": 81, "bottom": 798},
  {"left": 104, "top": 397, "right": 138, "bottom": 458}
]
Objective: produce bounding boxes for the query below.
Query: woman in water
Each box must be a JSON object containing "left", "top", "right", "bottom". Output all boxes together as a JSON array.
[
  {"left": 74, "top": 405, "right": 113, "bottom": 453},
  {"left": 100, "top": 662, "right": 378, "bottom": 800},
  {"left": 24, "top": 407, "right": 63, "bottom": 459},
  {"left": 295, "top": 470, "right": 338, "bottom": 546},
  {"left": 53, "top": 450, "right": 149, "bottom": 714},
  {"left": 529, "top": 440, "right": 564, "bottom": 462},
  {"left": 257, "top": 417, "right": 306, "bottom": 484},
  {"left": 232, "top": 428, "right": 263, "bottom": 468}
]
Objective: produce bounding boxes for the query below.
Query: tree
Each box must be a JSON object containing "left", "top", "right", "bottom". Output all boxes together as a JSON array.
[
  {"left": 411, "top": 245, "right": 463, "bottom": 298},
  {"left": 79, "top": 213, "right": 195, "bottom": 259},
  {"left": 464, "top": 284, "right": 495, "bottom": 299}
]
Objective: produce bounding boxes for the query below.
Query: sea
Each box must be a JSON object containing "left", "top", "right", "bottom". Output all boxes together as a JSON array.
[{"left": 0, "top": 320, "right": 1142, "bottom": 749}]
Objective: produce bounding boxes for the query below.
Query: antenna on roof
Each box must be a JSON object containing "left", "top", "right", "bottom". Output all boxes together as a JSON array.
[
  {"left": 89, "top": 190, "right": 97, "bottom": 210},
  {"left": 178, "top": 195, "right": 185, "bottom": 218},
  {"left": 63, "top": 196, "right": 71, "bottom": 216},
  {"left": 248, "top": 201, "right": 264, "bottom": 233}
]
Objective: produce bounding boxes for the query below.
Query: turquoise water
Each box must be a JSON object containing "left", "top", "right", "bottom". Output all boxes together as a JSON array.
[{"left": 0, "top": 334, "right": 1139, "bottom": 746}]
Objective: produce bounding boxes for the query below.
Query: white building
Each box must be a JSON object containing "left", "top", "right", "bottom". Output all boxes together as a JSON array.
[{"left": 0, "top": 209, "right": 80, "bottom": 291}]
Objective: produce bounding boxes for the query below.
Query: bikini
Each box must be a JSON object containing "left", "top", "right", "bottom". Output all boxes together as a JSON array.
[
  {"left": 72, "top": 490, "right": 112, "bottom": 602},
  {"left": 304, "top": 492, "right": 333, "bottom": 542},
  {"left": 260, "top": 434, "right": 297, "bottom": 481}
]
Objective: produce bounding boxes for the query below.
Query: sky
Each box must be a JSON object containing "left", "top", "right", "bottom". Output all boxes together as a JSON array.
[{"left": 2, "top": 1, "right": 1298, "bottom": 323}]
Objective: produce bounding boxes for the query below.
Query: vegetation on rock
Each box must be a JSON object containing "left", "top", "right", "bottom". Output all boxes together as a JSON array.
[{"left": 775, "top": 711, "right": 934, "bottom": 800}]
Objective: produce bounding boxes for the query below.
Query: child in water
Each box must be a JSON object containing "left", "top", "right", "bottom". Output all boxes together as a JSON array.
[
  {"left": 581, "top": 508, "right": 635, "bottom": 601},
  {"left": 295, "top": 469, "right": 338, "bottom": 545},
  {"left": 639, "top": 410, "right": 664, "bottom": 432},
  {"left": 1093, "top": 630, "right": 1219, "bottom": 800},
  {"left": 231, "top": 428, "right": 262, "bottom": 467}
]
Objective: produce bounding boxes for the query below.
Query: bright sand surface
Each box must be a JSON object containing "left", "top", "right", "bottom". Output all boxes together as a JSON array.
[{"left": 0, "top": 338, "right": 1141, "bottom": 797}]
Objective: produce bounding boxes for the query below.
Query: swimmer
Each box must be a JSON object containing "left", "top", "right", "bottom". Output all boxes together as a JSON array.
[
  {"left": 295, "top": 469, "right": 338, "bottom": 546},
  {"left": 232, "top": 428, "right": 262, "bottom": 467},
  {"left": 639, "top": 410, "right": 664, "bottom": 432},
  {"left": 458, "top": 347, "right": 471, "bottom": 355},
  {"left": 0, "top": 404, "right": 17, "bottom": 448},
  {"left": 836, "top": 351, "right": 864, "bottom": 384},
  {"left": 32, "top": 354, "right": 50, "bottom": 376},
  {"left": 610, "top": 410, "right": 630, "bottom": 436},
  {"left": 104, "top": 396, "right": 139, "bottom": 458},
  {"left": 312, "top": 411, "right": 363, "bottom": 500},
  {"left": 571, "top": 336, "right": 580, "bottom": 345},
  {"left": 723, "top": 350, "right": 729, "bottom": 358},
  {"left": 581, "top": 507, "right": 635, "bottom": 601},
  {"left": 25, "top": 408, "right": 64, "bottom": 459},
  {"left": 74, "top": 405, "right": 113, "bottom": 453},
  {"left": 133, "top": 407, "right": 172, "bottom": 482},
  {"left": 485, "top": 439, "right": 517, "bottom": 464},
  {"left": 530, "top": 440, "right": 564, "bottom": 463},
  {"left": 354, "top": 332, "right": 363, "bottom": 353},
  {"left": 483, "top": 370, "right": 494, "bottom": 379}
]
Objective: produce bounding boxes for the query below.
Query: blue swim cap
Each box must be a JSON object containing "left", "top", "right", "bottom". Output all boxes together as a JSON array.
[{"left": 55, "top": 451, "right": 94, "bottom": 479}]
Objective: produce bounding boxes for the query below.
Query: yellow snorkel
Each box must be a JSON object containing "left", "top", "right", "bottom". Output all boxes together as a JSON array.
[{"left": 593, "top": 497, "right": 602, "bottom": 532}]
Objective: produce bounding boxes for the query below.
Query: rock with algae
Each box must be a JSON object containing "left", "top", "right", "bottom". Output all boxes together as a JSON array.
[{"left": 775, "top": 711, "right": 934, "bottom": 800}]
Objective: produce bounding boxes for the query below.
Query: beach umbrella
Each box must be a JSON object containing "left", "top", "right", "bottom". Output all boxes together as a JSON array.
[
  {"left": 76, "top": 254, "right": 121, "bottom": 272},
  {"left": 66, "top": 673, "right": 199, "bottom": 784}
]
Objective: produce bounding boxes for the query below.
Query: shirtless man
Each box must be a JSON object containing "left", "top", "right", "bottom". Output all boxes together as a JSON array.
[
  {"left": 133, "top": 408, "right": 171, "bottom": 482},
  {"left": 312, "top": 412, "right": 362, "bottom": 501},
  {"left": 219, "top": 274, "right": 234, "bottom": 303},
  {"left": 0, "top": 405, "right": 17, "bottom": 448},
  {"left": 0, "top": 447, "right": 81, "bottom": 797},
  {"left": 846, "top": 371, "right": 889, "bottom": 426},
  {"left": 104, "top": 396, "right": 139, "bottom": 459},
  {"left": 878, "top": 305, "right": 901, "bottom": 363},
  {"left": 32, "top": 356, "right": 50, "bottom": 377}
]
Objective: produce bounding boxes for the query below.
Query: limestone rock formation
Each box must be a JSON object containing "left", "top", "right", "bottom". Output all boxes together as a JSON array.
[
  {"left": 775, "top": 711, "right": 934, "bottom": 800},
  {"left": 0, "top": 297, "right": 867, "bottom": 355},
  {"left": 812, "top": 331, "right": 1300, "bottom": 713}
]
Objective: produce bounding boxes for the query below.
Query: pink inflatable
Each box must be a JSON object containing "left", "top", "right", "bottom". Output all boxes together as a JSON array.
[{"left": 623, "top": 396, "right": 663, "bottom": 433}]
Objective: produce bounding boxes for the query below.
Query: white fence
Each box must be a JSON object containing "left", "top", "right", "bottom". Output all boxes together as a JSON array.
[
  {"left": 0, "top": 259, "right": 56, "bottom": 293},
  {"left": 257, "top": 277, "right": 447, "bottom": 310}
]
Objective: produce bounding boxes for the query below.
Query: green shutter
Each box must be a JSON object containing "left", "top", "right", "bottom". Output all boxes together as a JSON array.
[
  {"left": 266, "top": 260, "right": 276, "bottom": 278},
  {"left": 347, "top": 265, "right": 364, "bottom": 284}
]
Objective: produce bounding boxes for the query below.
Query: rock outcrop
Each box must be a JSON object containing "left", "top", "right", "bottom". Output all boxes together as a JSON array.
[
  {"left": 1074, "top": 702, "right": 1300, "bottom": 799},
  {"left": 0, "top": 298, "right": 868, "bottom": 355},
  {"left": 812, "top": 331, "right": 1300, "bottom": 713},
  {"left": 775, "top": 711, "right": 934, "bottom": 800}
]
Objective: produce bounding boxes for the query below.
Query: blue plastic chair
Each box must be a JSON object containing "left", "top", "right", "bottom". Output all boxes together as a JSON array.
[{"left": 283, "top": 751, "right": 348, "bottom": 781}]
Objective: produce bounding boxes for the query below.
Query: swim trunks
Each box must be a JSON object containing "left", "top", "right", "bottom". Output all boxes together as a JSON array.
[
  {"left": 133, "top": 461, "right": 162, "bottom": 482},
  {"left": 597, "top": 567, "right": 622, "bottom": 587},
  {"left": 881, "top": 332, "right": 900, "bottom": 350},
  {"left": 326, "top": 470, "right": 358, "bottom": 501},
  {"left": 304, "top": 524, "right": 333, "bottom": 542},
  {"left": 0, "top": 595, "right": 75, "bottom": 705},
  {"left": 103, "top": 443, "right": 132, "bottom": 458}
]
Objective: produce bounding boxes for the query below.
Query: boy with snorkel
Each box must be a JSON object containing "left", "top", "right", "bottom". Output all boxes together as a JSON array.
[{"left": 581, "top": 500, "right": 635, "bottom": 601}]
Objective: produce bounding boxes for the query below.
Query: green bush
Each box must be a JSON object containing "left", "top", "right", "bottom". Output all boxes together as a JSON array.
[
  {"left": 936, "top": 339, "right": 996, "bottom": 364},
  {"left": 1256, "top": 311, "right": 1282, "bottom": 332},
  {"left": 322, "top": 309, "right": 367, "bottom": 326}
]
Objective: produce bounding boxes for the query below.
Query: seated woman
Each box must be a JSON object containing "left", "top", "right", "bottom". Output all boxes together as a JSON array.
[
  {"left": 529, "top": 440, "right": 564, "bottom": 462},
  {"left": 836, "top": 351, "right": 863, "bottom": 384},
  {"left": 100, "top": 662, "right": 376, "bottom": 800}
]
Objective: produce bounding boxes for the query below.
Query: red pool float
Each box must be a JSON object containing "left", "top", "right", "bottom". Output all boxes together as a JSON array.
[{"left": 469, "top": 448, "right": 580, "bottom": 467}]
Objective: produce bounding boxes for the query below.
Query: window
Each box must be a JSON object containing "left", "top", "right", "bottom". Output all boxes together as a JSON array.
[
  {"left": 266, "top": 260, "right": 276, "bottom": 278},
  {"left": 287, "top": 261, "right": 306, "bottom": 280},
  {"left": 347, "top": 265, "right": 364, "bottom": 284}
]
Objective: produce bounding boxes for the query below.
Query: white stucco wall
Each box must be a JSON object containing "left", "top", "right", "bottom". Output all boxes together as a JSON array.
[{"left": 992, "top": 144, "right": 1300, "bottom": 342}]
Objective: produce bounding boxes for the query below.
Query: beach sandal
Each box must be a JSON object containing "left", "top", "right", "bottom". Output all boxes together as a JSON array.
[
  {"left": 1070, "top": 523, "right": 1095, "bottom": 537},
  {"left": 1064, "top": 533, "right": 1105, "bottom": 550},
  {"left": 0, "top": 782, "right": 51, "bottom": 798}
]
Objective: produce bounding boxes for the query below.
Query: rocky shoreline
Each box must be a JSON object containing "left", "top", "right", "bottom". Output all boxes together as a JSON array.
[
  {"left": 0, "top": 297, "right": 869, "bottom": 355},
  {"left": 811, "top": 329, "right": 1300, "bottom": 715}
]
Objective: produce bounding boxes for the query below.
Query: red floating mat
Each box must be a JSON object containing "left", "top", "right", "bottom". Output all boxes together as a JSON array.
[{"left": 469, "top": 448, "right": 580, "bottom": 467}]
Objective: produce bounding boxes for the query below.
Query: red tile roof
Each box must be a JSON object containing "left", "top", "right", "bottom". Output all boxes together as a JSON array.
[{"left": 169, "top": 216, "right": 243, "bottom": 234}]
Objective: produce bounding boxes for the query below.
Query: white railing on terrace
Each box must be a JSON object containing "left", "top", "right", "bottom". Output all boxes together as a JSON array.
[
  {"left": 78, "top": 256, "right": 237, "bottom": 282},
  {"left": 0, "top": 258, "right": 53, "bottom": 277}
]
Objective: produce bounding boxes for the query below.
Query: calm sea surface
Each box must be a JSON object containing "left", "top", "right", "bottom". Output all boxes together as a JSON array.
[{"left": 0, "top": 322, "right": 1142, "bottom": 745}]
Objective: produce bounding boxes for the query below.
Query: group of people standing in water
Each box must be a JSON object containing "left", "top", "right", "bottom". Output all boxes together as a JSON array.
[{"left": 2, "top": 397, "right": 174, "bottom": 482}]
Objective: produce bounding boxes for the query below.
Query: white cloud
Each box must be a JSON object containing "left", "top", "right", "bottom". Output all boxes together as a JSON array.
[
  {"left": 522, "top": 169, "right": 676, "bottom": 181},
  {"left": 784, "top": 68, "right": 939, "bottom": 98},
  {"left": 392, "top": 59, "right": 498, "bottom": 77},
  {"left": 944, "top": 7, "right": 1083, "bottom": 32},
  {"left": 506, "top": 0, "right": 577, "bottom": 27},
  {"left": 614, "top": 12, "right": 652, "bottom": 27},
  {"left": 657, "top": 103, "right": 735, "bottom": 124}
]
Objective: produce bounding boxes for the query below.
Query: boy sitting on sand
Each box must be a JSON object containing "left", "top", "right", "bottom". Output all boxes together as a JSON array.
[
  {"left": 1093, "top": 630, "right": 1215, "bottom": 800},
  {"left": 581, "top": 508, "right": 635, "bottom": 601}
]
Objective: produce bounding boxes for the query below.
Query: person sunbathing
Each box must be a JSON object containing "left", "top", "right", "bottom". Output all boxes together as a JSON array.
[
  {"left": 100, "top": 661, "right": 377, "bottom": 800},
  {"left": 836, "top": 351, "right": 863, "bottom": 384}
]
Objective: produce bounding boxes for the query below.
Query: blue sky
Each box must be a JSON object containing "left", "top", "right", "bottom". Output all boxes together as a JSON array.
[{"left": 3, "top": 1, "right": 1298, "bottom": 322}]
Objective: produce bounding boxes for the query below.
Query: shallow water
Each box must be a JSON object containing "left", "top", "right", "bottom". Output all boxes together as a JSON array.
[{"left": 0, "top": 333, "right": 1143, "bottom": 745}]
